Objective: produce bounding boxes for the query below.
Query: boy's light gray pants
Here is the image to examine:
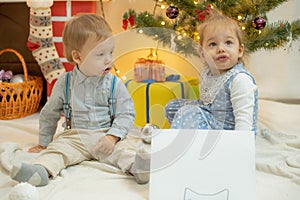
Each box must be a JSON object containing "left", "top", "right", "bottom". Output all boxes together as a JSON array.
[{"left": 32, "top": 129, "right": 137, "bottom": 177}]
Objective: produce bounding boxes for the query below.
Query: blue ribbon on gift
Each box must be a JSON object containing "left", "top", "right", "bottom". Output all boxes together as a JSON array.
[
  {"left": 165, "top": 75, "right": 184, "bottom": 99},
  {"left": 125, "top": 79, "right": 132, "bottom": 87},
  {"left": 145, "top": 82, "right": 152, "bottom": 123}
]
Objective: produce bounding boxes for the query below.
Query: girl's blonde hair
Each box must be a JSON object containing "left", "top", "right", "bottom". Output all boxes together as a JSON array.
[
  {"left": 198, "top": 9, "right": 245, "bottom": 62},
  {"left": 199, "top": 9, "right": 244, "bottom": 46},
  {"left": 62, "top": 13, "right": 112, "bottom": 63}
]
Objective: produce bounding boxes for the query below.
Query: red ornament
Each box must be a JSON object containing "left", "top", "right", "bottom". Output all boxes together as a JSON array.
[
  {"left": 195, "top": 4, "right": 212, "bottom": 21},
  {"left": 205, "top": 4, "right": 213, "bottom": 13},
  {"left": 166, "top": 6, "right": 179, "bottom": 19},
  {"left": 196, "top": 10, "right": 205, "bottom": 21},
  {"left": 122, "top": 19, "right": 128, "bottom": 30},
  {"left": 128, "top": 14, "right": 135, "bottom": 26},
  {"left": 253, "top": 17, "right": 266, "bottom": 30},
  {"left": 122, "top": 9, "right": 136, "bottom": 30}
]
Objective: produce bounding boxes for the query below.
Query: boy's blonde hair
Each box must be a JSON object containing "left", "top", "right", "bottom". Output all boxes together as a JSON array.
[
  {"left": 198, "top": 9, "right": 244, "bottom": 47},
  {"left": 62, "top": 13, "right": 112, "bottom": 63}
]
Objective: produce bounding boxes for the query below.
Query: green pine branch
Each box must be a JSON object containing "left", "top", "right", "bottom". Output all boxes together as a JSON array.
[
  {"left": 245, "top": 19, "right": 300, "bottom": 52},
  {"left": 124, "top": 0, "right": 300, "bottom": 56}
]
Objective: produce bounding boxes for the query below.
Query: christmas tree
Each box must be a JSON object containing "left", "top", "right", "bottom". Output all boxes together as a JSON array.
[{"left": 122, "top": 0, "right": 300, "bottom": 56}]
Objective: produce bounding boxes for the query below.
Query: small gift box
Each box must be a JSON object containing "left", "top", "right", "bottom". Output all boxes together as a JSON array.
[
  {"left": 134, "top": 48, "right": 166, "bottom": 82},
  {"left": 152, "top": 60, "right": 165, "bottom": 82},
  {"left": 134, "top": 58, "right": 153, "bottom": 82},
  {"left": 134, "top": 57, "right": 166, "bottom": 82}
]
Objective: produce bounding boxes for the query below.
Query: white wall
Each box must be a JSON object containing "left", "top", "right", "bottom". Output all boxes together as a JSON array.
[
  {"left": 103, "top": 0, "right": 203, "bottom": 79},
  {"left": 247, "top": 0, "right": 300, "bottom": 101},
  {"left": 102, "top": 0, "right": 300, "bottom": 100}
]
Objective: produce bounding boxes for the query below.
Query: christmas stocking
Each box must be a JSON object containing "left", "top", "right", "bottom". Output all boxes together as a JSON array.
[{"left": 26, "top": 0, "right": 65, "bottom": 84}]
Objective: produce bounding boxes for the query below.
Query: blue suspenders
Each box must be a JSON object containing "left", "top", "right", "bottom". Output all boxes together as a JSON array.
[
  {"left": 64, "top": 72, "right": 71, "bottom": 130},
  {"left": 64, "top": 72, "right": 116, "bottom": 129},
  {"left": 109, "top": 75, "right": 117, "bottom": 124}
]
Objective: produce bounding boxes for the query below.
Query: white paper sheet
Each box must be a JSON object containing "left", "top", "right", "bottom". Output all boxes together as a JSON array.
[{"left": 149, "top": 129, "right": 255, "bottom": 200}]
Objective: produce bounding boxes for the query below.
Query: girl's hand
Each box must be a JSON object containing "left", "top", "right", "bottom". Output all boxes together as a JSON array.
[{"left": 28, "top": 145, "right": 47, "bottom": 153}]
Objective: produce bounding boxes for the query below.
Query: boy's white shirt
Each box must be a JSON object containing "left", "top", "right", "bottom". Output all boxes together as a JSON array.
[{"left": 229, "top": 73, "right": 257, "bottom": 130}]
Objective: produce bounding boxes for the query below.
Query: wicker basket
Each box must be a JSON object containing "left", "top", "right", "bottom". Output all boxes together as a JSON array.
[{"left": 0, "top": 48, "right": 43, "bottom": 120}]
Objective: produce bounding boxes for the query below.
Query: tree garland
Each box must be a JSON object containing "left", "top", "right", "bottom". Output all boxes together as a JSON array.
[{"left": 122, "top": 0, "right": 300, "bottom": 56}]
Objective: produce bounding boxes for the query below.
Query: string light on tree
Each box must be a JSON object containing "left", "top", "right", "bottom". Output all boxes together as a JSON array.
[
  {"left": 194, "top": 0, "right": 200, "bottom": 5},
  {"left": 122, "top": 0, "right": 300, "bottom": 55}
]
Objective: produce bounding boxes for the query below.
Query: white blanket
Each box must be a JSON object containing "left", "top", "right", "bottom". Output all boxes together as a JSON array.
[
  {"left": 256, "top": 124, "right": 300, "bottom": 185},
  {"left": 255, "top": 99, "right": 300, "bottom": 184},
  {"left": 254, "top": 99, "right": 300, "bottom": 200},
  {"left": 0, "top": 114, "right": 148, "bottom": 200},
  {"left": 0, "top": 146, "right": 149, "bottom": 200},
  {"left": 1, "top": 99, "right": 300, "bottom": 200}
]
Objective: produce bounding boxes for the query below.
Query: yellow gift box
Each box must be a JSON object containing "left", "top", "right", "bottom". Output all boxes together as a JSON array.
[{"left": 125, "top": 79, "right": 189, "bottom": 128}]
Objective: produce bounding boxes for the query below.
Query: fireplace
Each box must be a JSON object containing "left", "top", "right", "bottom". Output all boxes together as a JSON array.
[
  {"left": 1, "top": 1, "right": 97, "bottom": 106},
  {"left": 0, "top": 3, "right": 42, "bottom": 75},
  {"left": 0, "top": 2, "right": 47, "bottom": 105}
]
